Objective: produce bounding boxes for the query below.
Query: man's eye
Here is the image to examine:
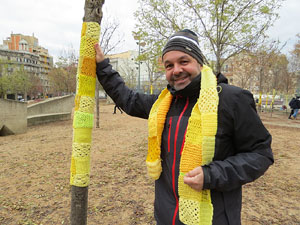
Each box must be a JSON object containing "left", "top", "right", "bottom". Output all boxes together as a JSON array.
[
  {"left": 181, "top": 60, "right": 189, "bottom": 64},
  {"left": 165, "top": 64, "right": 173, "bottom": 69}
]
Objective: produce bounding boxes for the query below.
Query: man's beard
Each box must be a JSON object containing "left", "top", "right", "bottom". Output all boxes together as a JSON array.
[{"left": 170, "top": 72, "right": 191, "bottom": 90}]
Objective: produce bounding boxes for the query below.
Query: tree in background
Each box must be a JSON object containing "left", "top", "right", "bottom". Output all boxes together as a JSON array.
[
  {"left": 99, "top": 14, "right": 124, "bottom": 55},
  {"left": 133, "top": 31, "right": 166, "bottom": 94},
  {"left": 0, "top": 62, "right": 11, "bottom": 99},
  {"left": 95, "top": 14, "right": 124, "bottom": 128},
  {"left": 222, "top": 38, "right": 292, "bottom": 95},
  {"left": 269, "top": 53, "right": 291, "bottom": 94},
  {"left": 11, "top": 66, "right": 32, "bottom": 100},
  {"left": 0, "top": 74, "right": 10, "bottom": 99},
  {"left": 134, "top": 0, "right": 283, "bottom": 73},
  {"left": 0, "top": 63, "right": 40, "bottom": 100},
  {"left": 289, "top": 34, "right": 300, "bottom": 93},
  {"left": 118, "top": 59, "right": 138, "bottom": 89},
  {"left": 27, "top": 74, "right": 43, "bottom": 99},
  {"left": 48, "top": 67, "right": 76, "bottom": 96},
  {"left": 142, "top": 57, "right": 166, "bottom": 94},
  {"left": 224, "top": 51, "right": 253, "bottom": 89},
  {"left": 48, "top": 47, "right": 77, "bottom": 96},
  {"left": 289, "top": 34, "right": 300, "bottom": 72},
  {"left": 249, "top": 40, "right": 281, "bottom": 94},
  {"left": 241, "top": 40, "right": 292, "bottom": 95}
]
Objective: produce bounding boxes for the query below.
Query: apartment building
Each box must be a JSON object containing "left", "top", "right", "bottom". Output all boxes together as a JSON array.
[{"left": 0, "top": 33, "right": 53, "bottom": 95}]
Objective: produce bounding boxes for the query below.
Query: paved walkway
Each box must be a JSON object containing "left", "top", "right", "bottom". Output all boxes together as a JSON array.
[{"left": 263, "top": 121, "right": 300, "bottom": 129}]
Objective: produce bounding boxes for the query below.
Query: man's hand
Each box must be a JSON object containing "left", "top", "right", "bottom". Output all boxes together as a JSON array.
[
  {"left": 94, "top": 43, "right": 105, "bottom": 63},
  {"left": 183, "top": 166, "right": 204, "bottom": 191}
]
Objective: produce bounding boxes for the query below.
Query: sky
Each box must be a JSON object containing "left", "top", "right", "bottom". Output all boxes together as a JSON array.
[{"left": 0, "top": 0, "right": 299, "bottom": 62}]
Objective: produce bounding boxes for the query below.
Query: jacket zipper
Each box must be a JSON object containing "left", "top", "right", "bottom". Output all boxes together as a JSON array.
[{"left": 172, "top": 97, "right": 189, "bottom": 225}]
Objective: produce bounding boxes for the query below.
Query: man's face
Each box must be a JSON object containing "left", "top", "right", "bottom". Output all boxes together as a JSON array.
[{"left": 163, "top": 51, "right": 202, "bottom": 90}]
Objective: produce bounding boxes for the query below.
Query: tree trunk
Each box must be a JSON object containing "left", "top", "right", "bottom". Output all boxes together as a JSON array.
[
  {"left": 70, "top": 1, "right": 104, "bottom": 224},
  {"left": 215, "top": 54, "right": 221, "bottom": 74},
  {"left": 70, "top": 186, "right": 88, "bottom": 225}
]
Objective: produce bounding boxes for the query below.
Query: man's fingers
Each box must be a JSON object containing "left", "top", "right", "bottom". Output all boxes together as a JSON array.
[
  {"left": 183, "top": 167, "right": 204, "bottom": 191},
  {"left": 185, "top": 166, "right": 202, "bottom": 177},
  {"left": 183, "top": 176, "right": 202, "bottom": 191},
  {"left": 94, "top": 43, "right": 104, "bottom": 63},
  {"left": 183, "top": 175, "right": 194, "bottom": 184},
  {"left": 94, "top": 43, "right": 100, "bottom": 52},
  {"left": 183, "top": 174, "right": 200, "bottom": 184}
]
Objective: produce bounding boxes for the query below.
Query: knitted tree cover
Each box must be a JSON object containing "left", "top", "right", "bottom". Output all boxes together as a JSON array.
[
  {"left": 70, "top": 22, "right": 100, "bottom": 187},
  {"left": 147, "top": 65, "right": 218, "bottom": 225}
]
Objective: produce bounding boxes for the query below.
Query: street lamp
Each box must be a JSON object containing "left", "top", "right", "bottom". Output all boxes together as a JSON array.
[{"left": 133, "top": 33, "right": 146, "bottom": 93}]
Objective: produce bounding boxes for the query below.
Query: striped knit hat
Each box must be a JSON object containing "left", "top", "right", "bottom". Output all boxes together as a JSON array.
[{"left": 162, "top": 29, "right": 204, "bottom": 65}]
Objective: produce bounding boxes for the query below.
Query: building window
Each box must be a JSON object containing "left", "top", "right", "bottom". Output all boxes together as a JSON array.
[{"left": 223, "top": 64, "right": 229, "bottom": 72}]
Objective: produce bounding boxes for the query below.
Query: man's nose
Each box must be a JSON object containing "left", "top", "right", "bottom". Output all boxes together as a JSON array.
[{"left": 173, "top": 63, "right": 183, "bottom": 75}]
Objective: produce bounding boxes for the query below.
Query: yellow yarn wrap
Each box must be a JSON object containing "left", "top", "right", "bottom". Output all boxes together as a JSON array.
[
  {"left": 147, "top": 65, "right": 218, "bottom": 224},
  {"left": 70, "top": 22, "right": 100, "bottom": 187}
]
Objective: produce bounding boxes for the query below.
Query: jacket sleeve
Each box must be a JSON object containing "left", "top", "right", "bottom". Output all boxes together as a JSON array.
[
  {"left": 96, "top": 58, "right": 158, "bottom": 119},
  {"left": 202, "top": 88, "right": 274, "bottom": 192}
]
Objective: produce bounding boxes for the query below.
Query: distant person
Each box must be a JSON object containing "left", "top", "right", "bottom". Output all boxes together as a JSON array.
[
  {"left": 289, "top": 95, "right": 300, "bottom": 120},
  {"left": 113, "top": 104, "right": 123, "bottom": 114},
  {"left": 288, "top": 98, "right": 295, "bottom": 119}
]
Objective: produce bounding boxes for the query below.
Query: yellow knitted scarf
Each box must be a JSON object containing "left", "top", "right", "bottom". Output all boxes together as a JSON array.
[{"left": 147, "top": 65, "right": 218, "bottom": 225}]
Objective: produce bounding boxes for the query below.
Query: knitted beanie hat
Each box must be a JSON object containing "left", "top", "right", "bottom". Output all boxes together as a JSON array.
[{"left": 162, "top": 29, "right": 204, "bottom": 65}]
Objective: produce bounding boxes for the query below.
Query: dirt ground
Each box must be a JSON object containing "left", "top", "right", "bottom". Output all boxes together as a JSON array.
[{"left": 0, "top": 103, "right": 299, "bottom": 225}]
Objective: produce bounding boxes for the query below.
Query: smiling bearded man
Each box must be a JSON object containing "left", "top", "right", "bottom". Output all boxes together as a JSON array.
[{"left": 94, "top": 29, "right": 273, "bottom": 225}]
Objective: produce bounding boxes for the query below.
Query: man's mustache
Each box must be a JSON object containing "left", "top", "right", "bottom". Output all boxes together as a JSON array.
[{"left": 171, "top": 72, "right": 190, "bottom": 81}]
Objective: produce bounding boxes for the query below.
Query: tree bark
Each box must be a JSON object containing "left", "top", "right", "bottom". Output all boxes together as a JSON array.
[
  {"left": 71, "top": 186, "right": 89, "bottom": 225},
  {"left": 83, "top": 0, "right": 105, "bottom": 23}
]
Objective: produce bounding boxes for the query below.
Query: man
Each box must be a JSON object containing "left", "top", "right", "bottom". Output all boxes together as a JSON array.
[
  {"left": 94, "top": 29, "right": 273, "bottom": 225},
  {"left": 288, "top": 97, "right": 296, "bottom": 119},
  {"left": 289, "top": 95, "right": 300, "bottom": 120}
]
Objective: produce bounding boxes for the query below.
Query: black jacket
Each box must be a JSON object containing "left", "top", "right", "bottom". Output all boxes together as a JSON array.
[
  {"left": 289, "top": 97, "right": 300, "bottom": 109},
  {"left": 96, "top": 59, "right": 274, "bottom": 225}
]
